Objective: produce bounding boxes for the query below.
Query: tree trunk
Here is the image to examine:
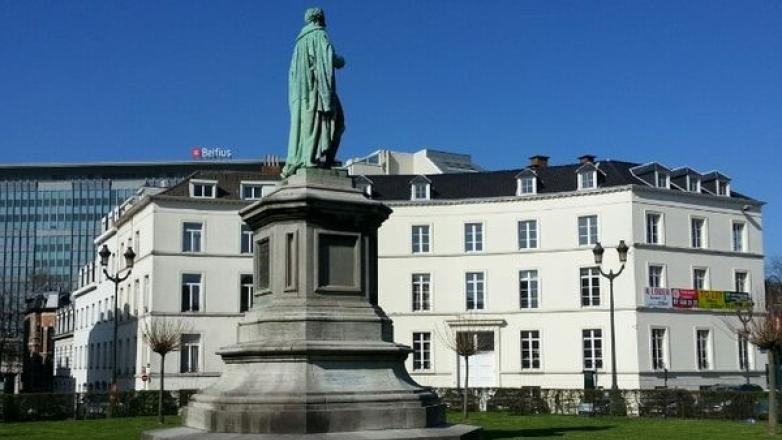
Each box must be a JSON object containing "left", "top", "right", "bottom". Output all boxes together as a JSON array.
[
  {"left": 462, "top": 355, "right": 469, "bottom": 419},
  {"left": 769, "top": 349, "right": 777, "bottom": 436},
  {"left": 159, "top": 353, "right": 165, "bottom": 424}
]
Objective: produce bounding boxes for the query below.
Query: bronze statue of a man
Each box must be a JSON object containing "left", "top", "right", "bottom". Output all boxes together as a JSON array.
[{"left": 282, "top": 7, "right": 345, "bottom": 178}]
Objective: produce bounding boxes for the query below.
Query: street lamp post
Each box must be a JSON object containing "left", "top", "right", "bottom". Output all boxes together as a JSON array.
[
  {"left": 592, "top": 240, "right": 629, "bottom": 391},
  {"left": 98, "top": 244, "right": 135, "bottom": 407}
]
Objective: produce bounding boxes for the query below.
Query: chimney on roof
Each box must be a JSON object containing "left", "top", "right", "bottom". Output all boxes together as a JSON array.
[
  {"left": 579, "top": 154, "right": 596, "bottom": 164},
  {"left": 528, "top": 155, "right": 549, "bottom": 169}
]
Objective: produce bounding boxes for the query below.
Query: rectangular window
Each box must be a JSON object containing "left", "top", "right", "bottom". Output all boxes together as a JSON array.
[
  {"left": 646, "top": 213, "right": 662, "bottom": 244},
  {"left": 580, "top": 267, "right": 600, "bottom": 307},
  {"left": 648, "top": 265, "right": 664, "bottom": 288},
  {"left": 240, "top": 274, "right": 254, "bottom": 313},
  {"left": 181, "top": 274, "right": 202, "bottom": 312},
  {"left": 464, "top": 223, "right": 483, "bottom": 252},
  {"left": 732, "top": 222, "right": 746, "bottom": 252},
  {"left": 518, "top": 220, "right": 538, "bottom": 249},
  {"left": 518, "top": 176, "right": 535, "bottom": 195},
  {"left": 465, "top": 272, "right": 485, "bottom": 310},
  {"left": 656, "top": 173, "right": 669, "bottom": 188},
  {"left": 687, "top": 176, "right": 700, "bottom": 192},
  {"left": 519, "top": 270, "right": 539, "bottom": 309},
  {"left": 412, "top": 273, "right": 431, "bottom": 312},
  {"left": 738, "top": 335, "right": 750, "bottom": 370},
  {"left": 143, "top": 275, "right": 150, "bottom": 313},
  {"left": 693, "top": 268, "right": 708, "bottom": 290},
  {"left": 579, "top": 171, "right": 596, "bottom": 189},
  {"left": 691, "top": 218, "right": 706, "bottom": 249},
  {"left": 180, "top": 334, "right": 200, "bottom": 373},
  {"left": 241, "top": 224, "right": 254, "bottom": 254},
  {"left": 412, "top": 332, "right": 431, "bottom": 370},
  {"left": 696, "top": 329, "right": 711, "bottom": 370},
  {"left": 582, "top": 329, "right": 603, "bottom": 370},
  {"left": 735, "top": 271, "right": 749, "bottom": 293},
  {"left": 412, "top": 183, "right": 429, "bottom": 200},
  {"left": 578, "top": 215, "right": 598, "bottom": 246},
  {"left": 182, "top": 222, "right": 203, "bottom": 252},
  {"left": 241, "top": 184, "right": 265, "bottom": 200},
  {"left": 651, "top": 328, "right": 667, "bottom": 370},
  {"left": 191, "top": 182, "right": 215, "bottom": 198},
  {"left": 520, "top": 330, "right": 541, "bottom": 369},
  {"left": 411, "top": 225, "right": 430, "bottom": 254}
]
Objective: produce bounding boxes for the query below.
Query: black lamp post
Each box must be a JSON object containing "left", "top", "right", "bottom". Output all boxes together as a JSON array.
[
  {"left": 99, "top": 244, "right": 135, "bottom": 400},
  {"left": 592, "top": 240, "right": 629, "bottom": 391}
]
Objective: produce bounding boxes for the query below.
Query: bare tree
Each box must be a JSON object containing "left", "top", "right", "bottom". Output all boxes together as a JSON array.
[
  {"left": 748, "top": 307, "right": 782, "bottom": 435},
  {"left": 0, "top": 282, "right": 22, "bottom": 393},
  {"left": 142, "top": 318, "right": 189, "bottom": 423},
  {"left": 730, "top": 299, "right": 755, "bottom": 386},
  {"left": 767, "top": 257, "right": 782, "bottom": 311},
  {"left": 437, "top": 316, "right": 493, "bottom": 418}
]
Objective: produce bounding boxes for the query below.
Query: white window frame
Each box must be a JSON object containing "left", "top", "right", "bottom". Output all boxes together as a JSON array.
[
  {"left": 690, "top": 217, "right": 707, "bottom": 249},
  {"left": 465, "top": 271, "right": 486, "bottom": 311},
  {"left": 687, "top": 175, "right": 701, "bottom": 193},
  {"left": 734, "top": 270, "right": 750, "bottom": 293},
  {"left": 655, "top": 171, "right": 670, "bottom": 189},
  {"left": 650, "top": 327, "right": 668, "bottom": 370},
  {"left": 519, "top": 269, "right": 539, "bottom": 309},
  {"left": 411, "top": 224, "right": 431, "bottom": 254},
  {"left": 645, "top": 212, "right": 664, "bottom": 245},
  {"left": 695, "top": 328, "right": 712, "bottom": 370},
  {"left": 577, "top": 215, "right": 599, "bottom": 246},
  {"left": 411, "top": 182, "right": 430, "bottom": 201},
  {"left": 732, "top": 221, "right": 747, "bottom": 252},
  {"left": 517, "top": 176, "right": 537, "bottom": 195},
  {"left": 240, "top": 273, "right": 254, "bottom": 313},
  {"left": 180, "top": 333, "right": 201, "bottom": 373},
  {"left": 520, "top": 330, "right": 541, "bottom": 370},
  {"left": 181, "top": 273, "right": 202, "bottom": 313},
  {"left": 241, "top": 224, "right": 254, "bottom": 254},
  {"left": 412, "top": 273, "right": 432, "bottom": 312},
  {"left": 578, "top": 170, "right": 597, "bottom": 190},
  {"left": 580, "top": 266, "right": 601, "bottom": 307},
  {"left": 189, "top": 179, "right": 217, "bottom": 199},
  {"left": 240, "top": 181, "right": 274, "bottom": 200},
  {"left": 182, "top": 222, "right": 204, "bottom": 253},
  {"left": 582, "top": 328, "right": 604, "bottom": 370},
  {"left": 517, "top": 219, "right": 539, "bottom": 250},
  {"left": 692, "top": 267, "right": 709, "bottom": 290},
  {"left": 464, "top": 222, "right": 484, "bottom": 253},
  {"left": 412, "top": 331, "right": 432, "bottom": 371},
  {"left": 648, "top": 264, "right": 666, "bottom": 288}
]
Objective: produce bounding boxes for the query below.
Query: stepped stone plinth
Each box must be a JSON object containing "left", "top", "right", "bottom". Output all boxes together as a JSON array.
[{"left": 142, "top": 169, "right": 481, "bottom": 440}]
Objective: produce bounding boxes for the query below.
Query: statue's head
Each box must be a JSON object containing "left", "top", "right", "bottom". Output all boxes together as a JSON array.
[{"left": 304, "top": 7, "right": 325, "bottom": 26}]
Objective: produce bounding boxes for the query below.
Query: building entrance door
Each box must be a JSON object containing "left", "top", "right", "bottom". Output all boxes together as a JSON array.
[{"left": 458, "top": 331, "right": 495, "bottom": 388}]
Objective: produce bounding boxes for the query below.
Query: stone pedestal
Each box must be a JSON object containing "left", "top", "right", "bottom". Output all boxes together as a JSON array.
[{"left": 143, "top": 169, "right": 480, "bottom": 439}]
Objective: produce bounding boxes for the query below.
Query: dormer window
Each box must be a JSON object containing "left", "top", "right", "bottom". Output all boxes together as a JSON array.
[
  {"left": 353, "top": 176, "right": 373, "bottom": 197},
  {"left": 515, "top": 169, "right": 538, "bottom": 195},
  {"left": 410, "top": 176, "right": 431, "bottom": 201},
  {"left": 655, "top": 172, "right": 669, "bottom": 189},
  {"left": 687, "top": 176, "right": 700, "bottom": 192},
  {"left": 190, "top": 179, "right": 217, "bottom": 198},
  {"left": 241, "top": 181, "right": 274, "bottom": 200},
  {"left": 716, "top": 180, "right": 730, "bottom": 196},
  {"left": 701, "top": 171, "right": 731, "bottom": 197},
  {"left": 578, "top": 170, "right": 596, "bottom": 190}
]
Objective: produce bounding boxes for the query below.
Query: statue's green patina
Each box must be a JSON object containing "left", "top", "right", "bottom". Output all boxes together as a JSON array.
[{"left": 282, "top": 8, "right": 345, "bottom": 178}]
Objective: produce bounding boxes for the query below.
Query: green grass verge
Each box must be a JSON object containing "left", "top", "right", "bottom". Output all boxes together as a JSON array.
[
  {"left": 447, "top": 411, "right": 774, "bottom": 439},
  {"left": 0, "top": 412, "right": 775, "bottom": 439},
  {"left": 0, "top": 416, "right": 181, "bottom": 440}
]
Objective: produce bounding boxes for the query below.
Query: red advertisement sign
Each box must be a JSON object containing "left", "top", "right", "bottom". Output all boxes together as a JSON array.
[{"left": 673, "top": 289, "right": 697, "bottom": 309}]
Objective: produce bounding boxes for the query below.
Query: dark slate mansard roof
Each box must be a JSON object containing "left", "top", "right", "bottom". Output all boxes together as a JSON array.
[{"left": 359, "top": 160, "right": 755, "bottom": 202}]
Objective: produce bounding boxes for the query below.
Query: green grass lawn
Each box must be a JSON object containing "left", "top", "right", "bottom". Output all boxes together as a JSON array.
[
  {"left": 0, "top": 416, "right": 181, "bottom": 440},
  {"left": 0, "top": 413, "right": 776, "bottom": 439},
  {"left": 448, "top": 411, "right": 774, "bottom": 439}
]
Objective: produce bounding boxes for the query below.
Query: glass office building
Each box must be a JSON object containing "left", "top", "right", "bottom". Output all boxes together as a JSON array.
[{"left": 0, "top": 160, "right": 265, "bottom": 355}]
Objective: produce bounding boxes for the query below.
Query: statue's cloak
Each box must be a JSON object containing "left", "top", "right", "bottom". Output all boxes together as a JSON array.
[{"left": 282, "top": 23, "right": 345, "bottom": 178}]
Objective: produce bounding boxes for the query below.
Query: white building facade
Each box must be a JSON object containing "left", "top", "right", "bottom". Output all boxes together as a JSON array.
[
  {"left": 369, "top": 156, "right": 766, "bottom": 390},
  {"left": 55, "top": 171, "right": 277, "bottom": 392}
]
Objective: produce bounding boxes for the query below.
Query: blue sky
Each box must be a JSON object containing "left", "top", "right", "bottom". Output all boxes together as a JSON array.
[{"left": 1, "top": 1, "right": 780, "bottom": 256}]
